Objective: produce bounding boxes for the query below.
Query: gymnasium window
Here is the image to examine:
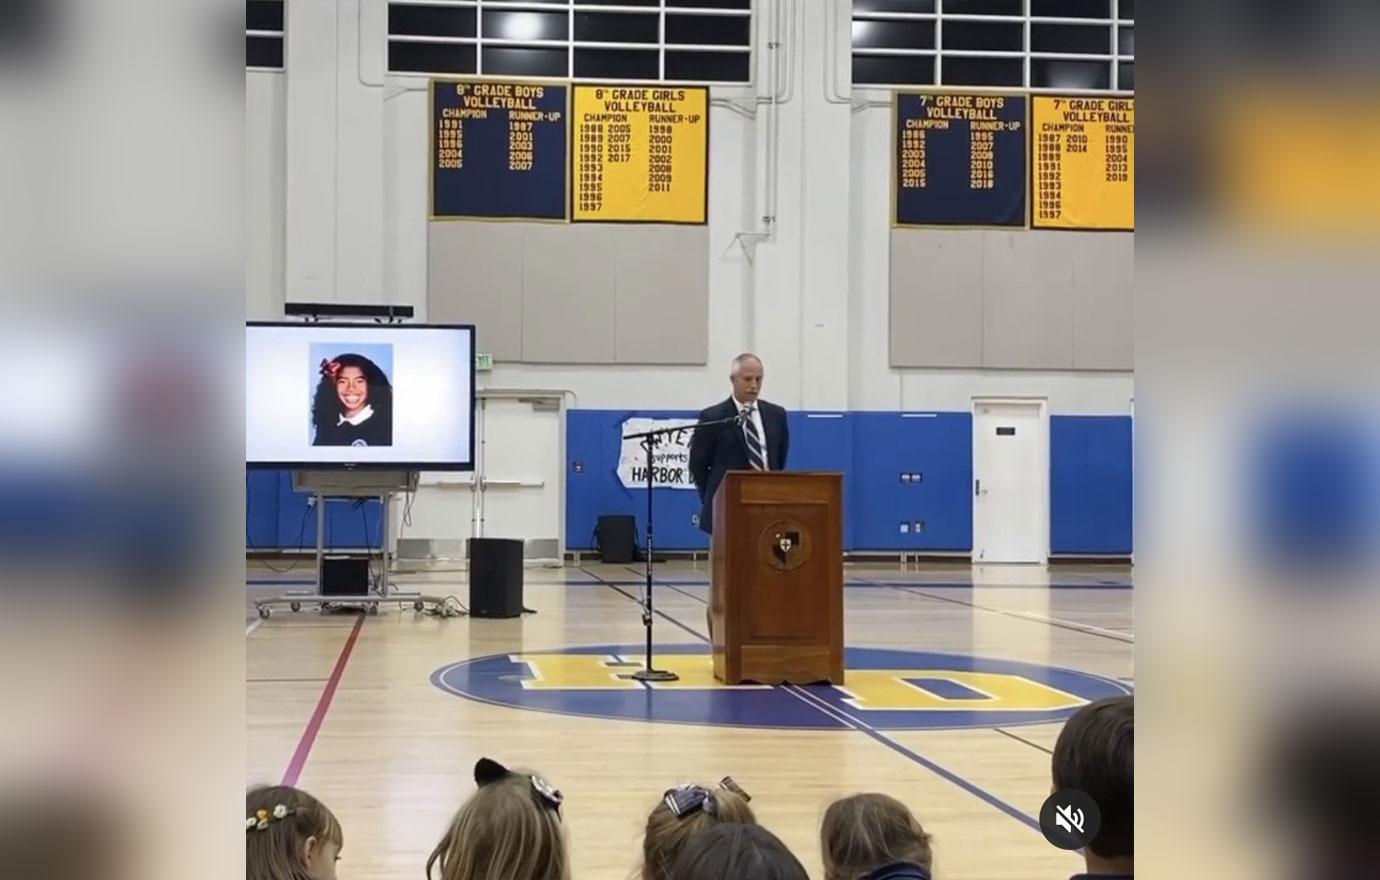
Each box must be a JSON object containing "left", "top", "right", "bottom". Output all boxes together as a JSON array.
[
  {"left": 387, "top": 0, "right": 753, "bottom": 83},
  {"left": 852, "top": 0, "right": 1134, "bottom": 92},
  {"left": 246, "top": 0, "right": 284, "bottom": 70}
]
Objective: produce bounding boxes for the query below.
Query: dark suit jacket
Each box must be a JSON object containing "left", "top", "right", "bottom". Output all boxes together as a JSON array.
[{"left": 688, "top": 397, "right": 789, "bottom": 534}]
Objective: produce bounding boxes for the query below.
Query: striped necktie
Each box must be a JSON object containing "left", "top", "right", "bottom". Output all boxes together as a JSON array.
[{"left": 741, "top": 406, "right": 767, "bottom": 471}]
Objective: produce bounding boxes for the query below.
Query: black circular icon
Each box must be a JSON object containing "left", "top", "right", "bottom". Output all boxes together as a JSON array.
[{"left": 1039, "top": 788, "right": 1101, "bottom": 851}]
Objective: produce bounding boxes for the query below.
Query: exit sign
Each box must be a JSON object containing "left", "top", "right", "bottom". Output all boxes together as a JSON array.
[{"left": 475, "top": 353, "right": 493, "bottom": 372}]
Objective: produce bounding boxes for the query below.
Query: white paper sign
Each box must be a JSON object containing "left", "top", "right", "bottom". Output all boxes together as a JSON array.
[{"left": 618, "top": 417, "right": 699, "bottom": 490}]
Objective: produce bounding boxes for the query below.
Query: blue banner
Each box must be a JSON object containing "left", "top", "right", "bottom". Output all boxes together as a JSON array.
[
  {"left": 432, "top": 80, "right": 568, "bottom": 220},
  {"left": 895, "top": 92, "right": 1027, "bottom": 227}
]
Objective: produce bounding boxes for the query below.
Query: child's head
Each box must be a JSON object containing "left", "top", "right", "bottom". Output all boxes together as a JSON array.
[
  {"left": 642, "top": 778, "right": 756, "bottom": 880},
  {"left": 427, "top": 757, "right": 569, "bottom": 880},
  {"left": 668, "top": 823, "right": 809, "bottom": 880},
  {"left": 820, "top": 793, "right": 933, "bottom": 880},
  {"left": 246, "top": 785, "right": 343, "bottom": 880},
  {"left": 1051, "top": 695, "right": 1133, "bottom": 866}
]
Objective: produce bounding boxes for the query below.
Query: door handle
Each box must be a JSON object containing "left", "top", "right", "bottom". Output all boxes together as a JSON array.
[{"left": 974, "top": 478, "right": 981, "bottom": 497}]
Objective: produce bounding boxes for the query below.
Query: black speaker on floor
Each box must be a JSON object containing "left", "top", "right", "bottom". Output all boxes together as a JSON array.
[
  {"left": 321, "top": 556, "right": 370, "bottom": 597},
  {"left": 468, "top": 538, "right": 524, "bottom": 618},
  {"left": 595, "top": 514, "right": 638, "bottom": 563}
]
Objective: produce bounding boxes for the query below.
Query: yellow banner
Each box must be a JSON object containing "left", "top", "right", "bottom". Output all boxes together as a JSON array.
[
  {"left": 572, "top": 85, "right": 708, "bottom": 223},
  {"left": 1215, "top": 89, "right": 1380, "bottom": 236},
  {"left": 1032, "top": 96, "right": 1134, "bottom": 230}
]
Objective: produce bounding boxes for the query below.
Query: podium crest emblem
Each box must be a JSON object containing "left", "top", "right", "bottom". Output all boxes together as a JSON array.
[{"left": 760, "top": 520, "right": 811, "bottom": 572}]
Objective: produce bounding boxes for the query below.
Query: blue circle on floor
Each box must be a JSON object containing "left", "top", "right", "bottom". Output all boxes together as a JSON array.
[{"left": 430, "top": 645, "right": 1130, "bottom": 730}]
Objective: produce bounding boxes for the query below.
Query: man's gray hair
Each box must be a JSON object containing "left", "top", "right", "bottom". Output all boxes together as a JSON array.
[{"left": 730, "top": 353, "right": 762, "bottom": 377}]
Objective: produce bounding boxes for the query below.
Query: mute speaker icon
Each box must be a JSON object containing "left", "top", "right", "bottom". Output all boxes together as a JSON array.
[
  {"left": 1040, "top": 789, "right": 1100, "bottom": 850},
  {"left": 1054, "top": 804, "right": 1085, "bottom": 835}
]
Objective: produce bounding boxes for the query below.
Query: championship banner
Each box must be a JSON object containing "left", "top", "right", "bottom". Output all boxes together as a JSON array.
[
  {"left": 572, "top": 85, "right": 708, "bottom": 224},
  {"left": 894, "top": 92, "right": 1027, "bottom": 227},
  {"left": 1031, "top": 95, "right": 1134, "bottom": 231},
  {"left": 617, "top": 418, "right": 698, "bottom": 490},
  {"left": 431, "top": 79, "right": 568, "bottom": 220}
]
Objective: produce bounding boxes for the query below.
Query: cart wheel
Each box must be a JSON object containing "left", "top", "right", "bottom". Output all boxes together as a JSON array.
[
  {"left": 414, "top": 600, "right": 425, "bottom": 612},
  {"left": 290, "top": 601, "right": 301, "bottom": 612},
  {"left": 368, "top": 604, "right": 379, "bottom": 615},
  {"left": 258, "top": 607, "right": 270, "bottom": 619}
]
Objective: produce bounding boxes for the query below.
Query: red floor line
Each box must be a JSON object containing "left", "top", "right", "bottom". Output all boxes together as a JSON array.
[{"left": 280, "top": 613, "right": 365, "bottom": 787}]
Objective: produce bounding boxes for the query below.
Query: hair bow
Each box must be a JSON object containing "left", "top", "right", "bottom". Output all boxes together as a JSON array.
[
  {"left": 664, "top": 776, "right": 750, "bottom": 818},
  {"left": 475, "top": 757, "right": 564, "bottom": 814},
  {"left": 319, "top": 359, "right": 342, "bottom": 379}
]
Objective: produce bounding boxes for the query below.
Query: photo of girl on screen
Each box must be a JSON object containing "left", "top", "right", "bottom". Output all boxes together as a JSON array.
[{"left": 311, "top": 352, "right": 394, "bottom": 447}]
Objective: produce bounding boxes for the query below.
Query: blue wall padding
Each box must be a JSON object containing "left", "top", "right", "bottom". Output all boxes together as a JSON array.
[
  {"left": 566, "top": 410, "right": 709, "bottom": 553},
  {"left": 1050, "top": 416, "right": 1133, "bottom": 554},
  {"left": 246, "top": 471, "right": 382, "bottom": 550},
  {"left": 848, "top": 413, "right": 973, "bottom": 551},
  {"left": 787, "top": 413, "right": 854, "bottom": 547},
  {"left": 565, "top": 410, "right": 976, "bottom": 552},
  {"left": 1250, "top": 414, "right": 1376, "bottom": 566},
  {"left": 246, "top": 470, "right": 281, "bottom": 549},
  {"left": 246, "top": 412, "right": 1135, "bottom": 556}
]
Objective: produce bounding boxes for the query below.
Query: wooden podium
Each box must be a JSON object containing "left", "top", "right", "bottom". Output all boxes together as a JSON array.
[{"left": 710, "top": 471, "right": 844, "bottom": 684}]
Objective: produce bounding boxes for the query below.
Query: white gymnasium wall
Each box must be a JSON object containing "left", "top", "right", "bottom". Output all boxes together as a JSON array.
[
  {"left": 850, "top": 100, "right": 1132, "bottom": 415},
  {"left": 244, "top": 0, "right": 1133, "bottom": 415},
  {"left": 246, "top": 71, "right": 286, "bottom": 322}
]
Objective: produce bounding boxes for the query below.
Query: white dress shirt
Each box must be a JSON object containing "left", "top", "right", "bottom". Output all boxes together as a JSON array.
[{"left": 337, "top": 404, "right": 375, "bottom": 427}]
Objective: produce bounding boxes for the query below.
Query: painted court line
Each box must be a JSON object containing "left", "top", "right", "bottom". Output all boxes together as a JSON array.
[
  {"left": 662, "top": 583, "right": 710, "bottom": 605},
  {"left": 281, "top": 612, "right": 365, "bottom": 787},
  {"left": 859, "top": 580, "right": 1133, "bottom": 591},
  {"left": 892, "top": 586, "right": 1134, "bottom": 644},
  {"left": 994, "top": 727, "right": 1055, "bottom": 755},
  {"left": 616, "top": 566, "right": 1129, "bottom": 592},
  {"left": 999, "top": 609, "right": 1134, "bottom": 642},
  {"left": 588, "top": 570, "right": 1045, "bottom": 835},
  {"left": 784, "top": 685, "right": 1043, "bottom": 834},
  {"left": 581, "top": 568, "right": 710, "bottom": 643},
  {"left": 620, "top": 564, "right": 711, "bottom": 586},
  {"left": 246, "top": 619, "right": 262, "bottom": 636}
]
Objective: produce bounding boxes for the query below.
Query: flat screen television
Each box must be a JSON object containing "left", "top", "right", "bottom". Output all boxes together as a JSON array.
[{"left": 246, "top": 322, "right": 475, "bottom": 470}]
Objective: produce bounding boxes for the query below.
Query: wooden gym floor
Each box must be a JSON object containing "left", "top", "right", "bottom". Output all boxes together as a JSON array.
[{"left": 246, "top": 561, "right": 1133, "bottom": 880}]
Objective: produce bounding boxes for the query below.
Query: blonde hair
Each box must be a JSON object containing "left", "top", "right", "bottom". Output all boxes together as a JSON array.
[
  {"left": 246, "top": 785, "right": 343, "bottom": 880},
  {"left": 641, "top": 783, "right": 756, "bottom": 880},
  {"left": 427, "top": 769, "right": 569, "bottom": 880},
  {"left": 820, "top": 793, "right": 932, "bottom": 880}
]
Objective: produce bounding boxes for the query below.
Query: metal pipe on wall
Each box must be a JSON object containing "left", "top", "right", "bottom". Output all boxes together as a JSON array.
[
  {"left": 823, "top": 0, "right": 890, "bottom": 112},
  {"left": 729, "top": 0, "right": 786, "bottom": 265},
  {"left": 765, "top": 0, "right": 780, "bottom": 229},
  {"left": 823, "top": 0, "right": 852, "bottom": 106},
  {"left": 709, "top": 0, "right": 795, "bottom": 118}
]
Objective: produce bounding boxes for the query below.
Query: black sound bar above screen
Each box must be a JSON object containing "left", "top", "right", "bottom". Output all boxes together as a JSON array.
[
  {"left": 284, "top": 302, "right": 416, "bottom": 320},
  {"left": 245, "top": 321, "right": 476, "bottom": 471}
]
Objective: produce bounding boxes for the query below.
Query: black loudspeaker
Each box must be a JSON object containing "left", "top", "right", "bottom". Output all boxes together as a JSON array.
[
  {"left": 596, "top": 514, "right": 638, "bottom": 563},
  {"left": 468, "top": 538, "right": 524, "bottom": 618},
  {"left": 321, "top": 556, "right": 369, "bottom": 597}
]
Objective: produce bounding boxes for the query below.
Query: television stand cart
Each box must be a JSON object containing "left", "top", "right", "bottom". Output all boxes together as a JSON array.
[{"left": 254, "top": 470, "right": 453, "bottom": 618}]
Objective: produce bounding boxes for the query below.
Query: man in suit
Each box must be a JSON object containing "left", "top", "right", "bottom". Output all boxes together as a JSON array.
[{"left": 689, "top": 353, "right": 790, "bottom": 535}]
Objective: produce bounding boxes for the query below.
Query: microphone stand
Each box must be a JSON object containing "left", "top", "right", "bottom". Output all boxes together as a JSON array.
[{"left": 621, "top": 412, "right": 744, "bottom": 683}]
